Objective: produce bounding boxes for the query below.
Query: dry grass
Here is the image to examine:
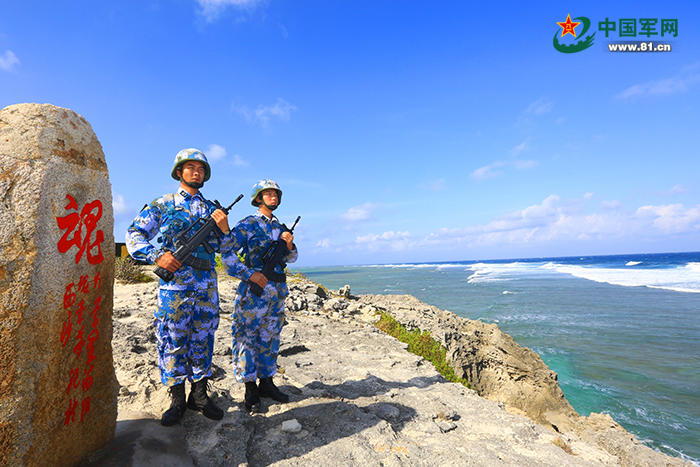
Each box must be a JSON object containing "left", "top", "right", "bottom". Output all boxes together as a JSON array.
[{"left": 553, "top": 437, "right": 574, "bottom": 455}]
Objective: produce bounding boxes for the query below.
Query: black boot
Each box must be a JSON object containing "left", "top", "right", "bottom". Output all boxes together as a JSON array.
[
  {"left": 161, "top": 382, "right": 187, "bottom": 426},
  {"left": 259, "top": 377, "right": 289, "bottom": 403},
  {"left": 244, "top": 381, "right": 261, "bottom": 414},
  {"left": 187, "top": 377, "right": 224, "bottom": 420}
]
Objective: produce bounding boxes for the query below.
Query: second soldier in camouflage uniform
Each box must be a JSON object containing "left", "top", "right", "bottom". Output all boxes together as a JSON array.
[
  {"left": 126, "top": 149, "right": 233, "bottom": 426},
  {"left": 223, "top": 179, "right": 298, "bottom": 413}
]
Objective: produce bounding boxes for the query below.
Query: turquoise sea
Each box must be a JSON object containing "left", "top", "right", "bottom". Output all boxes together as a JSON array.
[{"left": 298, "top": 252, "right": 700, "bottom": 465}]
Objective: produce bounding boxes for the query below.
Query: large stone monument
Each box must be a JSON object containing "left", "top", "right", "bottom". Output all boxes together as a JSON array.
[{"left": 0, "top": 104, "right": 118, "bottom": 467}]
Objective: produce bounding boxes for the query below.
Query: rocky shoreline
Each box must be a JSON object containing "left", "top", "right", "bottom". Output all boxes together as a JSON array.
[{"left": 84, "top": 274, "right": 692, "bottom": 467}]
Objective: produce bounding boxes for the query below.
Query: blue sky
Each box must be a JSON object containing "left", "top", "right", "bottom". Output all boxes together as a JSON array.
[{"left": 2, "top": 1, "right": 699, "bottom": 267}]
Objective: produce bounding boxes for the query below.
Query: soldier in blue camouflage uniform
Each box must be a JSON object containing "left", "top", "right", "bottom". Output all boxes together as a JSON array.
[
  {"left": 222, "top": 179, "right": 298, "bottom": 413},
  {"left": 126, "top": 148, "right": 233, "bottom": 426}
]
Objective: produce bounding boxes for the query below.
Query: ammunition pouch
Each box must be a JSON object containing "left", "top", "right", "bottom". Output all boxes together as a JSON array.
[{"left": 182, "top": 255, "right": 211, "bottom": 270}]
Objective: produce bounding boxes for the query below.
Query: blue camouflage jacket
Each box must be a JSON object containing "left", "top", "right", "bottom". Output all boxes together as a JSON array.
[
  {"left": 223, "top": 211, "right": 298, "bottom": 295},
  {"left": 126, "top": 188, "right": 234, "bottom": 290}
]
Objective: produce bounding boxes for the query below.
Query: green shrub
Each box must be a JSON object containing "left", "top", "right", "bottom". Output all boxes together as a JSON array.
[
  {"left": 287, "top": 269, "right": 308, "bottom": 280},
  {"left": 375, "top": 311, "right": 471, "bottom": 388},
  {"left": 115, "top": 257, "right": 154, "bottom": 284}
]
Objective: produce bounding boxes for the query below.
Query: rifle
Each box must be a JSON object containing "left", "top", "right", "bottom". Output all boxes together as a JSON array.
[
  {"left": 249, "top": 215, "right": 300, "bottom": 297},
  {"left": 154, "top": 194, "right": 244, "bottom": 282}
]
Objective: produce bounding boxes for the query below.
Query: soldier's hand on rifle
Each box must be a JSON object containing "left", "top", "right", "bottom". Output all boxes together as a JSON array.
[
  {"left": 280, "top": 231, "right": 294, "bottom": 251},
  {"left": 250, "top": 271, "right": 268, "bottom": 288},
  {"left": 211, "top": 209, "right": 230, "bottom": 234},
  {"left": 156, "top": 251, "right": 182, "bottom": 273}
]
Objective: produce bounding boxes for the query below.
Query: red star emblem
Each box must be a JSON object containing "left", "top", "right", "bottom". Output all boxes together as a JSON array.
[{"left": 557, "top": 14, "right": 581, "bottom": 38}]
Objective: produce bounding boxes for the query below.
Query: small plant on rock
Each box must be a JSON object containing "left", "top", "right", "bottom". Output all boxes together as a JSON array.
[
  {"left": 115, "top": 257, "right": 154, "bottom": 284},
  {"left": 375, "top": 311, "right": 471, "bottom": 389},
  {"left": 553, "top": 438, "right": 574, "bottom": 455}
]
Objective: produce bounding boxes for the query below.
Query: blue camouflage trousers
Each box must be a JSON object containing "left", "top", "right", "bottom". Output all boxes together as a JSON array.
[
  {"left": 155, "top": 287, "right": 220, "bottom": 386},
  {"left": 231, "top": 283, "right": 286, "bottom": 382}
]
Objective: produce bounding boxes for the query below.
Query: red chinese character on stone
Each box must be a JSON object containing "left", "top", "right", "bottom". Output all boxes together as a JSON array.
[
  {"left": 82, "top": 364, "right": 94, "bottom": 392},
  {"left": 90, "top": 296, "right": 101, "bottom": 328},
  {"left": 93, "top": 271, "right": 102, "bottom": 290},
  {"left": 64, "top": 397, "right": 78, "bottom": 426},
  {"left": 73, "top": 326, "right": 85, "bottom": 358},
  {"left": 66, "top": 367, "right": 80, "bottom": 395},
  {"left": 80, "top": 396, "right": 91, "bottom": 422},
  {"left": 86, "top": 343, "right": 95, "bottom": 365},
  {"left": 86, "top": 335, "right": 97, "bottom": 365},
  {"left": 75, "top": 299, "right": 85, "bottom": 326},
  {"left": 77, "top": 275, "right": 89, "bottom": 294},
  {"left": 86, "top": 328, "right": 99, "bottom": 364},
  {"left": 56, "top": 194, "right": 105, "bottom": 265},
  {"left": 63, "top": 283, "right": 76, "bottom": 309},
  {"left": 61, "top": 312, "right": 73, "bottom": 348}
]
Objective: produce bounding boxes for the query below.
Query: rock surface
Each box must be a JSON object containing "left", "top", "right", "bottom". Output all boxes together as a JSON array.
[
  {"left": 86, "top": 275, "right": 691, "bottom": 467},
  {"left": 0, "top": 103, "right": 117, "bottom": 467},
  {"left": 356, "top": 293, "right": 578, "bottom": 433}
]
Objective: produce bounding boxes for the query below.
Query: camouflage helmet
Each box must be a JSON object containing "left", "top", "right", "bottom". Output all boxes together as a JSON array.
[
  {"left": 171, "top": 148, "right": 211, "bottom": 182},
  {"left": 251, "top": 179, "right": 282, "bottom": 207}
]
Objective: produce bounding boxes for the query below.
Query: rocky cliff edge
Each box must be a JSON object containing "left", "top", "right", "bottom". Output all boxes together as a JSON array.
[{"left": 82, "top": 275, "right": 691, "bottom": 467}]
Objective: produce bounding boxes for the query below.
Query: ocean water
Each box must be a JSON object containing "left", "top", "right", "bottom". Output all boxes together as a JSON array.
[{"left": 298, "top": 252, "right": 700, "bottom": 465}]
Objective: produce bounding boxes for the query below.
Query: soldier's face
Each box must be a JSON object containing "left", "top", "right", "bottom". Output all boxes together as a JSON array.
[
  {"left": 260, "top": 189, "right": 279, "bottom": 206},
  {"left": 178, "top": 161, "right": 206, "bottom": 184}
]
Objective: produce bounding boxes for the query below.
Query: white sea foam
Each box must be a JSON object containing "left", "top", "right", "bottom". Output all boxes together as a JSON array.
[
  {"left": 464, "top": 260, "right": 700, "bottom": 293},
  {"left": 626, "top": 261, "right": 642, "bottom": 266},
  {"left": 370, "top": 262, "right": 467, "bottom": 269},
  {"left": 466, "top": 262, "right": 553, "bottom": 284},
  {"left": 553, "top": 263, "right": 700, "bottom": 293}
]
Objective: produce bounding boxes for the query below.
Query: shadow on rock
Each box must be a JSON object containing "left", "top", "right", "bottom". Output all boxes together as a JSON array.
[
  {"left": 78, "top": 414, "right": 193, "bottom": 467},
  {"left": 244, "top": 400, "right": 418, "bottom": 467},
  {"left": 302, "top": 374, "right": 445, "bottom": 402}
]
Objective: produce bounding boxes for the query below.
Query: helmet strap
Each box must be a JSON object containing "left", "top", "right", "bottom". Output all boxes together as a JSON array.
[{"left": 263, "top": 202, "right": 278, "bottom": 211}]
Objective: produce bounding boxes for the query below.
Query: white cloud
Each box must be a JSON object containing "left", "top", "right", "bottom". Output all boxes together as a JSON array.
[
  {"left": 420, "top": 178, "right": 446, "bottom": 191},
  {"left": 112, "top": 193, "right": 130, "bottom": 217},
  {"left": 510, "top": 138, "right": 529, "bottom": 156},
  {"left": 195, "top": 0, "right": 263, "bottom": 23},
  {"left": 316, "top": 238, "right": 330, "bottom": 248},
  {"left": 356, "top": 231, "right": 412, "bottom": 252},
  {"left": 470, "top": 161, "right": 505, "bottom": 180},
  {"left": 205, "top": 144, "right": 250, "bottom": 166},
  {"left": 206, "top": 144, "right": 227, "bottom": 161},
  {"left": 525, "top": 98, "right": 553, "bottom": 115},
  {"left": 601, "top": 200, "right": 622, "bottom": 210},
  {"left": 636, "top": 204, "right": 700, "bottom": 234},
  {"left": 470, "top": 159, "right": 538, "bottom": 181},
  {"left": 517, "top": 99, "right": 552, "bottom": 129},
  {"left": 513, "top": 159, "right": 538, "bottom": 170},
  {"left": 420, "top": 195, "right": 700, "bottom": 250},
  {"left": 338, "top": 202, "right": 380, "bottom": 223},
  {"left": 332, "top": 195, "right": 700, "bottom": 261},
  {"left": 232, "top": 154, "right": 249, "bottom": 167},
  {"left": 669, "top": 184, "right": 689, "bottom": 196},
  {"left": 236, "top": 98, "right": 297, "bottom": 128},
  {"left": 0, "top": 50, "right": 19, "bottom": 72},
  {"left": 616, "top": 63, "right": 700, "bottom": 99}
]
